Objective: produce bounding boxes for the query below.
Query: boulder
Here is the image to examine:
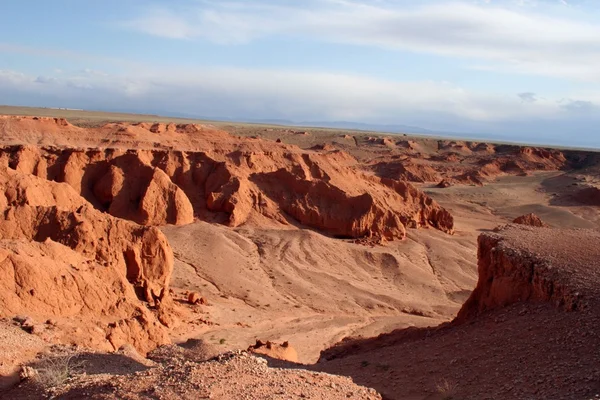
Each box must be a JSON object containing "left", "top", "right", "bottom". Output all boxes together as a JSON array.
[{"left": 512, "top": 213, "right": 548, "bottom": 227}]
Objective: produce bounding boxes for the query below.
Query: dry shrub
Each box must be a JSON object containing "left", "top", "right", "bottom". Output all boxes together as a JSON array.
[{"left": 33, "top": 354, "right": 85, "bottom": 388}]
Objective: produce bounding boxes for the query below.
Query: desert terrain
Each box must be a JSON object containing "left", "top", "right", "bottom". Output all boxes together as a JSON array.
[{"left": 0, "top": 107, "right": 599, "bottom": 399}]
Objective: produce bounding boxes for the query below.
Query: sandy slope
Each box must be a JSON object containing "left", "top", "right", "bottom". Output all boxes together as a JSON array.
[{"left": 163, "top": 222, "right": 476, "bottom": 363}]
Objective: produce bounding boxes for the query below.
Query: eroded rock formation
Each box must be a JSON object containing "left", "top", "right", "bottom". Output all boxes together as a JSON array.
[
  {"left": 512, "top": 213, "right": 548, "bottom": 227},
  {"left": 456, "top": 225, "right": 598, "bottom": 321},
  {"left": 0, "top": 166, "right": 174, "bottom": 354},
  {"left": 0, "top": 117, "right": 455, "bottom": 240},
  {"left": 248, "top": 340, "right": 299, "bottom": 363}
]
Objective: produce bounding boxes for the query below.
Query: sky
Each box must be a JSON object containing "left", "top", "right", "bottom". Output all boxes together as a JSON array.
[{"left": 1, "top": 0, "right": 600, "bottom": 147}]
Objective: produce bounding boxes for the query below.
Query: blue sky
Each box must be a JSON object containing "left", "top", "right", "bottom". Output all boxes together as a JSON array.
[{"left": 1, "top": 0, "right": 600, "bottom": 146}]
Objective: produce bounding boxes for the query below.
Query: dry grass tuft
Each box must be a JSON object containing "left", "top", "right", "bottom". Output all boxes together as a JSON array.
[
  {"left": 435, "top": 378, "right": 458, "bottom": 400},
  {"left": 32, "top": 354, "right": 85, "bottom": 388}
]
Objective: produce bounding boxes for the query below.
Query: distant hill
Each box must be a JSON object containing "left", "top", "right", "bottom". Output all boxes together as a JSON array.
[
  {"left": 238, "top": 119, "right": 432, "bottom": 134},
  {"left": 294, "top": 121, "right": 433, "bottom": 134}
]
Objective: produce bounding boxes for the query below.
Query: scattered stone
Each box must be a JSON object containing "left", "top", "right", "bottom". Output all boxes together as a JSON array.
[
  {"left": 437, "top": 179, "right": 454, "bottom": 188},
  {"left": 19, "top": 366, "right": 38, "bottom": 381},
  {"left": 188, "top": 292, "right": 206, "bottom": 305},
  {"left": 20, "top": 317, "right": 35, "bottom": 333}
]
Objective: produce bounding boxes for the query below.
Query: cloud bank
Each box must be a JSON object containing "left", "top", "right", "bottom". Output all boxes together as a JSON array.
[
  {"left": 1, "top": 66, "right": 597, "bottom": 141},
  {"left": 123, "top": 0, "right": 600, "bottom": 81}
]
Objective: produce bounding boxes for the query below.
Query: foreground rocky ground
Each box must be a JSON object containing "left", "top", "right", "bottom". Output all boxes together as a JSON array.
[
  {"left": 1, "top": 112, "right": 600, "bottom": 399},
  {"left": 3, "top": 344, "right": 380, "bottom": 399}
]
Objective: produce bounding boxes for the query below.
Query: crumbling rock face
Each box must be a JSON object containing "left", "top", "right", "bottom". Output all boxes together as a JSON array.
[
  {"left": 380, "top": 178, "right": 454, "bottom": 234},
  {"left": 141, "top": 168, "right": 195, "bottom": 225},
  {"left": 444, "top": 148, "right": 566, "bottom": 187},
  {"left": 0, "top": 169, "right": 173, "bottom": 303},
  {"left": 471, "top": 142, "right": 496, "bottom": 153},
  {"left": 0, "top": 163, "right": 85, "bottom": 211},
  {"left": 0, "top": 167, "right": 174, "bottom": 303},
  {"left": 456, "top": 226, "right": 599, "bottom": 322},
  {"left": 0, "top": 240, "right": 169, "bottom": 354},
  {"left": 366, "top": 137, "right": 394, "bottom": 146},
  {"left": 478, "top": 148, "right": 566, "bottom": 177},
  {"left": 93, "top": 162, "right": 194, "bottom": 226},
  {"left": 0, "top": 133, "right": 455, "bottom": 240},
  {"left": 204, "top": 162, "right": 256, "bottom": 226},
  {"left": 416, "top": 144, "right": 568, "bottom": 188},
  {"left": 512, "top": 213, "right": 548, "bottom": 227},
  {"left": 453, "top": 171, "right": 485, "bottom": 186},
  {"left": 248, "top": 168, "right": 454, "bottom": 240},
  {"left": 430, "top": 152, "right": 461, "bottom": 163},
  {"left": 251, "top": 169, "right": 406, "bottom": 239},
  {"left": 370, "top": 160, "right": 440, "bottom": 183},
  {"left": 396, "top": 140, "right": 418, "bottom": 150},
  {"left": 2, "top": 146, "right": 194, "bottom": 227},
  {"left": 0, "top": 167, "right": 174, "bottom": 354},
  {"left": 248, "top": 340, "right": 299, "bottom": 363},
  {"left": 520, "top": 147, "right": 566, "bottom": 163}
]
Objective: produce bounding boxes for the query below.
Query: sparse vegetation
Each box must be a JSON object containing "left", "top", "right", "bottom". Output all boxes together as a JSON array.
[
  {"left": 33, "top": 354, "right": 85, "bottom": 389},
  {"left": 219, "top": 338, "right": 226, "bottom": 345},
  {"left": 435, "top": 378, "right": 458, "bottom": 400}
]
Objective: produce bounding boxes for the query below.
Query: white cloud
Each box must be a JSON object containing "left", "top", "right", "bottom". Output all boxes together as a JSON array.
[
  {"left": 122, "top": 1, "right": 600, "bottom": 81},
  {"left": 3, "top": 64, "right": 599, "bottom": 146},
  {"left": 0, "top": 70, "right": 28, "bottom": 85},
  {"left": 0, "top": 66, "right": 595, "bottom": 125}
]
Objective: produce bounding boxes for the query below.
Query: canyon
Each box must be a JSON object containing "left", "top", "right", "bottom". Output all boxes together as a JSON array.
[{"left": 0, "top": 113, "right": 599, "bottom": 399}]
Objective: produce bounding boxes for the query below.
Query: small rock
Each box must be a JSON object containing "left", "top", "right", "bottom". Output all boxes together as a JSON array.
[
  {"left": 188, "top": 292, "right": 206, "bottom": 305},
  {"left": 19, "top": 366, "right": 38, "bottom": 381},
  {"left": 13, "top": 315, "right": 28, "bottom": 324},
  {"left": 20, "top": 317, "right": 35, "bottom": 333}
]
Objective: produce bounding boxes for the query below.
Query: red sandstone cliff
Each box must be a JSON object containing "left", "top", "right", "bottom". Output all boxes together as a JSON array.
[
  {"left": 0, "top": 166, "right": 174, "bottom": 354},
  {"left": 456, "top": 225, "right": 597, "bottom": 321},
  {"left": 0, "top": 117, "right": 455, "bottom": 240}
]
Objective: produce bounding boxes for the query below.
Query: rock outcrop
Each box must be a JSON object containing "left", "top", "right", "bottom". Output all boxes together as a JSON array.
[
  {"left": 0, "top": 118, "right": 455, "bottom": 240},
  {"left": 94, "top": 163, "right": 194, "bottom": 226},
  {"left": 453, "top": 171, "right": 485, "bottom": 186},
  {"left": 512, "top": 213, "right": 548, "bottom": 227},
  {"left": 438, "top": 140, "right": 472, "bottom": 153},
  {"left": 396, "top": 140, "right": 418, "bottom": 150},
  {"left": 0, "top": 240, "right": 170, "bottom": 354},
  {"left": 436, "top": 178, "right": 454, "bottom": 188},
  {"left": 572, "top": 185, "right": 600, "bottom": 206},
  {"left": 370, "top": 160, "right": 440, "bottom": 183},
  {"left": 471, "top": 142, "right": 496, "bottom": 153},
  {"left": 0, "top": 166, "right": 174, "bottom": 354},
  {"left": 248, "top": 340, "right": 299, "bottom": 363},
  {"left": 456, "top": 225, "right": 598, "bottom": 321},
  {"left": 0, "top": 167, "right": 173, "bottom": 303}
]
